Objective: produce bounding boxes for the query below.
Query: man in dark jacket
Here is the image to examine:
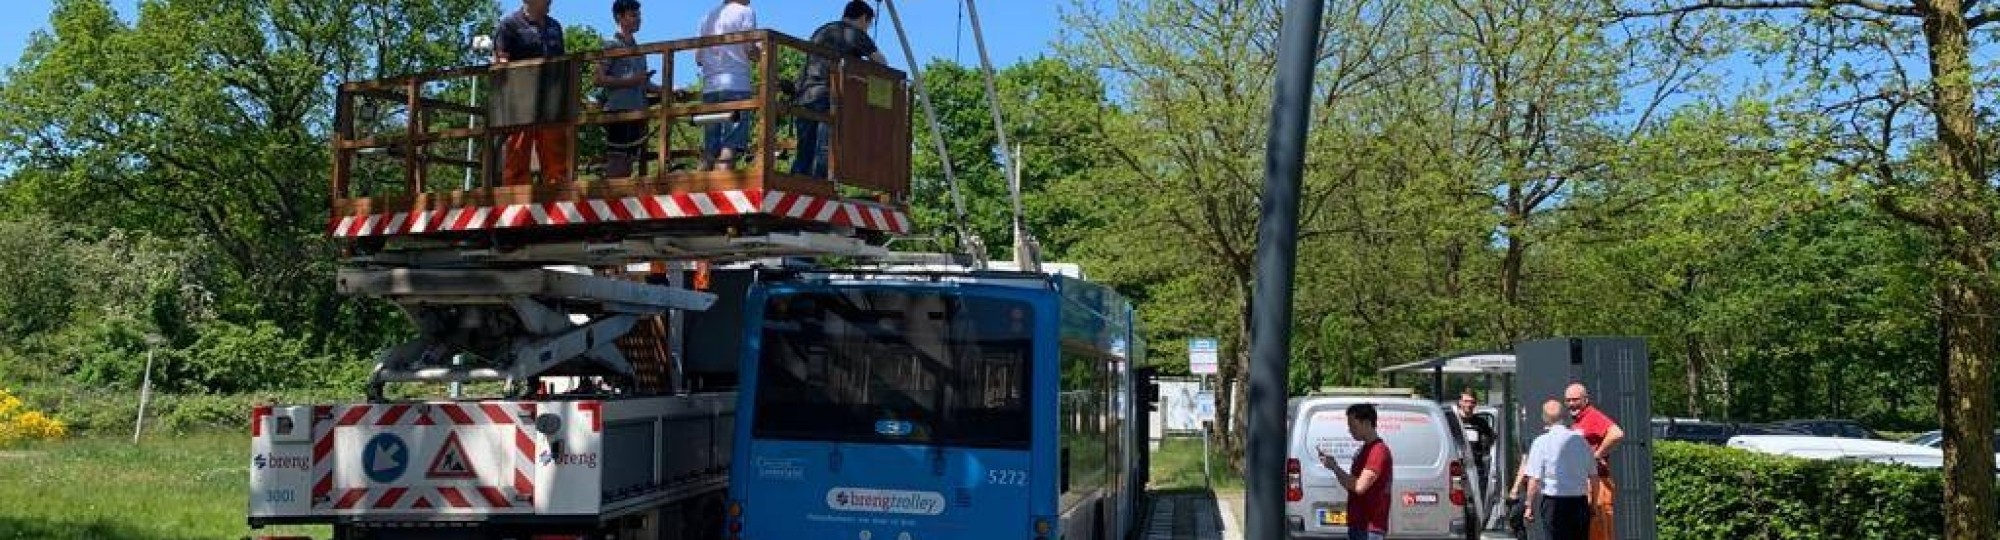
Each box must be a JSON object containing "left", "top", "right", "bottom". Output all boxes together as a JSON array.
[{"left": 789, "top": 1, "right": 886, "bottom": 180}]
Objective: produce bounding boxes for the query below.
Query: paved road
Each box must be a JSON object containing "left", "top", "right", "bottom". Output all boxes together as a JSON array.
[
  {"left": 1146, "top": 489, "right": 1515, "bottom": 540},
  {"left": 1142, "top": 490, "right": 1235, "bottom": 540}
]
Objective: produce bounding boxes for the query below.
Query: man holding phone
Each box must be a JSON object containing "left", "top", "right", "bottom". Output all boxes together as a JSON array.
[
  {"left": 1317, "top": 403, "right": 1393, "bottom": 540},
  {"left": 596, "top": 0, "right": 658, "bottom": 179}
]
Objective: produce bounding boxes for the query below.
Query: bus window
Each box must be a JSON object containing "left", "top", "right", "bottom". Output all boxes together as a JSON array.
[{"left": 751, "top": 290, "right": 1034, "bottom": 448}]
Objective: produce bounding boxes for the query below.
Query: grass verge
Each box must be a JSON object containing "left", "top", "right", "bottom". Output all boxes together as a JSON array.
[
  {"left": 1149, "top": 436, "right": 1244, "bottom": 491},
  {"left": 0, "top": 431, "right": 326, "bottom": 540}
]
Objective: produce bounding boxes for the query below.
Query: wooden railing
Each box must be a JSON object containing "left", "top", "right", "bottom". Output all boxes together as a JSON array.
[{"left": 330, "top": 30, "right": 912, "bottom": 217}]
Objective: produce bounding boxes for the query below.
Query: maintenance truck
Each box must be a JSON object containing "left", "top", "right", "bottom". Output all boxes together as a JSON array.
[{"left": 248, "top": 27, "right": 915, "bottom": 540}]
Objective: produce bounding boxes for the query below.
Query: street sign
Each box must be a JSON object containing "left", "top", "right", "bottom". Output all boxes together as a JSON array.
[
  {"left": 1189, "top": 338, "right": 1219, "bottom": 375},
  {"left": 1193, "top": 390, "right": 1216, "bottom": 422}
]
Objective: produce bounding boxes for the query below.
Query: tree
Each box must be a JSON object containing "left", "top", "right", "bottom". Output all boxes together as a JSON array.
[
  {"left": 0, "top": 216, "right": 79, "bottom": 345},
  {"left": 1616, "top": 1, "right": 1997, "bottom": 536},
  {"left": 0, "top": 0, "right": 493, "bottom": 359},
  {"left": 904, "top": 58, "right": 1122, "bottom": 260},
  {"left": 1060, "top": 0, "right": 1413, "bottom": 466}
]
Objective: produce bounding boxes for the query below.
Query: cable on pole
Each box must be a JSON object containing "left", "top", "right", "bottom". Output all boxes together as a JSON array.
[{"left": 881, "top": 0, "right": 986, "bottom": 267}]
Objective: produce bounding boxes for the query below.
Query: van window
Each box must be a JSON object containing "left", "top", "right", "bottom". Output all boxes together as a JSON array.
[{"left": 1303, "top": 404, "right": 1446, "bottom": 468}]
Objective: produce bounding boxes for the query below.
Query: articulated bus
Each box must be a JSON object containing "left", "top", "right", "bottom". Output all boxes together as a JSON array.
[{"left": 726, "top": 268, "right": 1148, "bottom": 540}]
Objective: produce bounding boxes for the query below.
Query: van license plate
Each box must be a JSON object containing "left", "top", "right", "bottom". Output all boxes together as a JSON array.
[{"left": 1318, "top": 510, "right": 1347, "bottom": 526}]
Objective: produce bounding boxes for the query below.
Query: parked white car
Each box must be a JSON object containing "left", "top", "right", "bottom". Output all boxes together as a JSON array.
[{"left": 1726, "top": 435, "right": 1944, "bottom": 468}]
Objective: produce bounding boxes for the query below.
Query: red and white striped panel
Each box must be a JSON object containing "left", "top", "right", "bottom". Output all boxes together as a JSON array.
[
  {"left": 329, "top": 189, "right": 912, "bottom": 238},
  {"left": 311, "top": 403, "right": 538, "bottom": 512},
  {"left": 324, "top": 485, "right": 524, "bottom": 511},
  {"left": 310, "top": 405, "right": 337, "bottom": 508}
]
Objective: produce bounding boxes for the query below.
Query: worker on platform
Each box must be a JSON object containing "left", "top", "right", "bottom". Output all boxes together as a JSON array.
[
  {"left": 790, "top": 0, "right": 885, "bottom": 180},
  {"left": 596, "top": 0, "right": 659, "bottom": 179},
  {"left": 495, "top": 0, "right": 570, "bottom": 186},
  {"left": 697, "top": 0, "right": 760, "bottom": 171}
]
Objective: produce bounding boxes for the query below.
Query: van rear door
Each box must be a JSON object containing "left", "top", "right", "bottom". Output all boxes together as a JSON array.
[{"left": 1298, "top": 401, "right": 1459, "bottom": 536}]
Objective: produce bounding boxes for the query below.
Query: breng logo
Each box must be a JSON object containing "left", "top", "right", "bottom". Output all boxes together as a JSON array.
[
  {"left": 538, "top": 450, "right": 598, "bottom": 468},
  {"left": 253, "top": 454, "right": 310, "bottom": 471},
  {"left": 825, "top": 487, "right": 946, "bottom": 515}
]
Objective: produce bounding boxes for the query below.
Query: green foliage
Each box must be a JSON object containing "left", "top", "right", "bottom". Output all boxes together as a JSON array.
[
  {"left": 164, "top": 320, "right": 354, "bottom": 394},
  {"left": 1655, "top": 441, "right": 1944, "bottom": 539},
  {"left": 11, "top": 384, "right": 356, "bottom": 435},
  {"left": 0, "top": 216, "right": 78, "bottom": 344},
  {"left": 0, "top": 0, "right": 468, "bottom": 362},
  {"left": 906, "top": 57, "right": 1121, "bottom": 259}
]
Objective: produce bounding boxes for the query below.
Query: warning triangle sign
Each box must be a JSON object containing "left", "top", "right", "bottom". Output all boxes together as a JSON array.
[{"left": 425, "top": 431, "right": 479, "bottom": 480}]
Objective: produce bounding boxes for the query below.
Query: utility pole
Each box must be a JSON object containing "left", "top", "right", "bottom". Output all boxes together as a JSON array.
[{"left": 1245, "top": 0, "right": 1324, "bottom": 538}]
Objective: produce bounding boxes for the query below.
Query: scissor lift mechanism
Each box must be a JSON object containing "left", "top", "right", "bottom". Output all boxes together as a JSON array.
[{"left": 338, "top": 266, "right": 715, "bottom": 400}]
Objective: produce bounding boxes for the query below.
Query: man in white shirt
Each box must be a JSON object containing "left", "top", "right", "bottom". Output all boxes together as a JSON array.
[
  {"left": 1523, "top": 399, "right": 1594, "bottom": 540},
  {"left": 696, "top": 0, "right": 759, "bottom": 171}
]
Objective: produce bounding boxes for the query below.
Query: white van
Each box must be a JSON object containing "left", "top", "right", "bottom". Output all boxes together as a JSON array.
[{"left": 1286, "top": 395, "right": 1479, "bottom": 539}]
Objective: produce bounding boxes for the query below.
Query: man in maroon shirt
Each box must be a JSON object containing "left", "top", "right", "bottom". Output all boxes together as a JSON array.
[
  {"left": 1318, "top": 403, "right": 1394, "bottom": 540},
  {"left": 1566, "top": 383, "right": 1624, "bottom": 540}
]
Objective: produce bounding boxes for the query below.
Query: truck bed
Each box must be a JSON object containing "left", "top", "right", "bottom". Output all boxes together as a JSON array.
[{"left": 249, "top": 394, "right": 733, "bottom": 527}]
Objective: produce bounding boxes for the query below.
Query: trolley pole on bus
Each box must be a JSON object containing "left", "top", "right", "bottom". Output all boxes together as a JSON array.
[{"left": 1246, "top": 0, "right": 1324, "bottom": 538}]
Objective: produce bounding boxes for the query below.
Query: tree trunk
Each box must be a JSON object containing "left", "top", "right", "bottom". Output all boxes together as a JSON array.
[
  {"left": 1440, "top": 238, "right": 1465, "bottom": 351},
  {"left": 1683, "top": 333, "right": 1707, "bottom": 418},
  {"left": 1937, "top": 265, "right": 1997, "bottom": 540},
  {"left": 1680, "top": 267, "right": 1706, "bottom": 418},
  {"left": 1500, "top": 216, "right": 1526, "bottom": 342},
  {"left": 1212, "top": 277, "right": 1255, "bottom": 471},
  {"left": 1919, "top": 3, "right": 1998, "bottom": 538}
]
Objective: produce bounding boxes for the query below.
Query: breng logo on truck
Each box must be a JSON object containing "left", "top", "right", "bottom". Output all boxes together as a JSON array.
[
  {"left": 825, "top": 488, "right": 946, "bottom": 515},
  {"left": 254, "top": 453, "right": 311, "bottom": 471}
]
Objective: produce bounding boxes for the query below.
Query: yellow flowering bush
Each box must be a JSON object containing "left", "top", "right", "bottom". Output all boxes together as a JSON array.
[{"left": 0, "top": 389, "right": 68, "bottom": 447}]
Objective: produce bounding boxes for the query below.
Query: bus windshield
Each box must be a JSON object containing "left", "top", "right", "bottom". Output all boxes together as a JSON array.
[{"left": 751, "top": 289, "right": 1035, "bottom": 448}]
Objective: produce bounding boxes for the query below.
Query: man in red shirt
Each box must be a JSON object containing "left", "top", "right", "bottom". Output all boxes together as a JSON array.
[
  {"left": 1318, "top": 403, "right": 1394, "bottom": 540},
  {"left": 1565, "top": 383, "right": 1625, "bottom": 540}
]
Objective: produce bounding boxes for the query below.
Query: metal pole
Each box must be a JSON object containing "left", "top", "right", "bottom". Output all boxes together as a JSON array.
[
  {"left": 467, "top": 34, "right": 492, "bottom": 191},
  {"left": 1246, "top": 0, "right": 1324, "bottom": 538},
  {"left": 465, "top": 75, "right": 479, "bottom": 190},
  {"left": 959, "top": 0, "right": 1027, "bottom": 260},
  {"left": 1205, "top": 373, "right": 1217, "bottom": 489},
  {"left": 881, "top": 0, "right": 983, "bottom": 267},
  {"left": 1202, "top": 418, "right": 1213, "bottom": 490},
  {"left": 1009, "top": 144, "right": 1039, "bottom": 273},
  {"left": 133, "top": 347, "right": 154, "bottom": 444},
  {"left": 668, "top": 262, "right": 687, "bottom": 395},
  {"left": 450, "top": 354, "right": 464, "bottom": 398}
]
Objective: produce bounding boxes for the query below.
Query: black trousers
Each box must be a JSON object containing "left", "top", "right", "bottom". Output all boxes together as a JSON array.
[{"left": 1539, "top": 495, "right": 1590, "bottom": 540}]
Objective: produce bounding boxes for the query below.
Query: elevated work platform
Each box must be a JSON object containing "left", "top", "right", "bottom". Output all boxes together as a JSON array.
[{"left": 329, "top": 30, "right": 914, "bottom": 265}]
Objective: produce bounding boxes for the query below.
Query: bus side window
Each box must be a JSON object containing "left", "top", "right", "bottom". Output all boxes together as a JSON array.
[{"left": 1061, "top": 447, "right": 1072, "bottom": 493}]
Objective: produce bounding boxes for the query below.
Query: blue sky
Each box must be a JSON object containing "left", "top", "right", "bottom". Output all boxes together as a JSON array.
[{"left": 0, "top": 0, "right": 1072, "bottom": 79}]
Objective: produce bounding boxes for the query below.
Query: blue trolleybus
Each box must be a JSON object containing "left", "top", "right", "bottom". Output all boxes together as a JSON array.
[{"left": 726, "top": 268, "right": 1148, "bottom": 540}]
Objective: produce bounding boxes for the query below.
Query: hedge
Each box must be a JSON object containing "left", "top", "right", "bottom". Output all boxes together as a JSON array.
[
  {"left": 7, "top": 385, "right": 359, "bottom": 436},
  {"left": 1655, "top": 440, "right": 1944, "bottom": 539}
]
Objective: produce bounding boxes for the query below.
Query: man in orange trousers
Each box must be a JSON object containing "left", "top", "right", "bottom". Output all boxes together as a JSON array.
[
  {"left": 494, "top": 0, "right": 571, "bottom": 186},
  {"left": 1566, "top": 383, "right": 1624, "bottom": 540}
]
